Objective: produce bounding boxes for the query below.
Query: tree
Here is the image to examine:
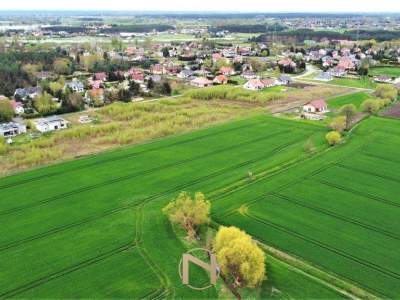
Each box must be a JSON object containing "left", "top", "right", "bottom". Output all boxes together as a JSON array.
[
  {"left": 214, "top": 226, "right": 265, "bottom": 291},
  {"left": 155, "top": 81, "right": 172, "bottom": 96},
  {"left": 325, "top": 131, "right": 341, "bottom": 146},
  {"left": 329, "top": 116, "right": 347, "bottom": 132},
  {"left": 129, "top": 81, "right": 141, "bottom": 97},
  {"left": 147, "top": 77, "right": 154, "bottom": 90},
  {"left": 33, "top": 92, "right": 58, "bottom": 115},
  {"left": 361, "top": 99, "right": 380, "bottom": 114},
  {"left": 53, "top": 58, "right": 72, "bottom": 75},
  {"left": 65, "top": 92, "right": 84, "bottom": 112},
  {"left": 375, "top": 84, "right": 397, "bottom": 101},
  {"left": 162, "top": 47, "right": 170, "bottom": 58},
  {"left": 0, "top": 99, "right": 14, "bottom": 122},
  {"left": 339, "top": 104, "right": 357, "bottom": 129},
  {"left": 49, "top": 81, "right": 63, "bottom": 98},
  {"left": 162, "top": 191, "right": 210, "bottom": 240}
]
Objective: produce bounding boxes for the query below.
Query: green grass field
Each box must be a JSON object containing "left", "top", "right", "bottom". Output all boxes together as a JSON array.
[
  {"left": 327, "top": 92, "right": 371, "bottom": 109},
  {"left": 212, "top": 116, "right": 400, "bottom": 298},
  {"left": 369, "top": 66, "right": 400, "bottom": 77},
  {"left": 0, "top": 115, "right": 338, "bottom": 298},
  {"left": 1, "top": 114, "right": 398, "bottom": 298},
  {"left": 330, "top": 77, "right": 377, "bottom": 89}
]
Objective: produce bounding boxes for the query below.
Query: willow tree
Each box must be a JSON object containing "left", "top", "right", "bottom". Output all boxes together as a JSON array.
[
  {"left": 162, "top": 192, "right": 210, "bottom": 240},
  {"left": 214, "top": 226, "right": 266, "bottom": 293}
]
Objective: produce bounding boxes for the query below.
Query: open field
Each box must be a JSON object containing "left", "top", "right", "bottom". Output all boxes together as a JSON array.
[
  {"left": 330, "top": 77, "right": 377, "bottom": 89},
  {"left": 0, "top": 115, "right": 346, "bottom": 298},
  {"left": 212, "top": 116, "right": 400, "bottom": 298},
  {"left": 327, "top": 92, "right": 371, "bottom": 109},
  {"left": 369, "top": 66, "right": 400, "bottom": 77}
]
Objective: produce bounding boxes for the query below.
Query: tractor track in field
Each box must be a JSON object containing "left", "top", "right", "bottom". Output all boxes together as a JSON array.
[
  {"left": 334, "top": 163, "right": 400, "bottom": 184},
  {"left": 241, "top": 210, "right": 400, "bottom": 282},
  {"left": 360, "top": 151, "right": 400, "bottom": 164},
  {"left": 317, "top": 179, "right": 400, "bottom": 209},
  {"left": 271, "top": 192, "right": 400, "bottom": 241},
  {"left": 0, "top": 117, "right": 273, "bottom": 190},
  {"left": 0, "top": 138, "right": 301, "bottom": 252},
  {"left": 0, "top": 129, "right": 291, "bottom": 217},
  {"left": 0, "top": 243, "right": 136, "bottom": 299}
]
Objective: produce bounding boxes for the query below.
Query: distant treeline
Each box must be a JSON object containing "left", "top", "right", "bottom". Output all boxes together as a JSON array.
[
  {"left": 0, "top": 49, "right": 66, "bottom": 96},
  {"left": 101, "top": 24, "right": 175, "bottom": 33},
  {"left": 47, "top": 24, "right": 174, "bottom": 34},
  {"left": 252, "top": 29, "right": 400, "bottom": 43},
  {"left": 209, "top": 24, "right": 287, "bottom": 33}
]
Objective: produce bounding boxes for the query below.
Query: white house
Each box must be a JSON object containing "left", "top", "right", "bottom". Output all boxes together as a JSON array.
[
  {"left": 0, "top": 122, "right": 26, "bottom": 137},
  {"left": 190, "top": 77, "right": 213, "bottom": 88},
  {"left": 303, "top": 99, "right": 328, "bottom": 113},
  {"left": 244, "top": 79, "right": 265, "bottom": 90},
  {"left": 34, "top": 116, "right": 69, "bottom": 133}
]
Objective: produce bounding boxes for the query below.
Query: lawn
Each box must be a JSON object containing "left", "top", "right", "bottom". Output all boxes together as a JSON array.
[
  {"left": 330, "top": 77, "right": 377, "bottom": 89},
  {"left": 0, "top": 115, "right": 338, "bottom": 298},
  {"left": 327, "top": 92, "right": 371, "bottom": 109},
  {"left": 369, "top": 66, "right": 400, "bottom": 77}
]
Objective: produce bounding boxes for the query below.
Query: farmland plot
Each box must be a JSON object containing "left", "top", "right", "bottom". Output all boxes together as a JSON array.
[
  {"left": 213, "top": 116, "right": 400, "bottom": 298},
  {"left": 0, "top": 115, "right": 331, "bottom": 298}
]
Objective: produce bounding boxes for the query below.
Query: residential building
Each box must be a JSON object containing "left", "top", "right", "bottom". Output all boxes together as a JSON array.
[
  {"left": 33, "top": 116, "right": 69, "bottom": 133},
  {"left": 0, "top": 122, "right": 26, "bottom": 137}
]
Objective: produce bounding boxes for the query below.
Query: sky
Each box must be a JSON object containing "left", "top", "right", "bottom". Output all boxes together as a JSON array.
[{"left": 0, "top": 0, "right": 399, "bottom": 13}]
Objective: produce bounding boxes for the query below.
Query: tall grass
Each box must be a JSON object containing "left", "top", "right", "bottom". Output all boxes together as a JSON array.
[{"left": 186, "top": 86, "right": 286, "bottom": 103}]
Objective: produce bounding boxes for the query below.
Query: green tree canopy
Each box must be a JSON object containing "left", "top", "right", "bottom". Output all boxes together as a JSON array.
[
  {"left": 162, "top": 191, "right": 210, "bottom": 239},
  {"left": 214, "top": 226, "right": 266, "bottom": 290},
  {"left": 0, "top": 99, "right": 14, "bottom": 122}
]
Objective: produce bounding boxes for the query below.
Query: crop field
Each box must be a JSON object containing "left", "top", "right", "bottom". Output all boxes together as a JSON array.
[
  {"left": 0, "top": 115, "right": 340, "bottom": 298},
  {"left": 213, "top": 116, "right": 400, "bottom": 298},
  {"left": 369, "top": 66, "right": 400, "bottom": 77},
  {"left": 1, "top": 113, "right": 398, "bottom": 298},
  {"left": 327, "top": 92, "right": 371, "bottom": 109}
]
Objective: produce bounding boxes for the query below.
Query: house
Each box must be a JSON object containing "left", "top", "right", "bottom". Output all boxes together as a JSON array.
[
  {"left": 278, "top": 75, "right": 293, "bottom": 85},
  {"left": 131, "top": 72, "right": 145, "bottom": 83},
  {"left": 219, "top": 66, "right": 235, "bottom": 76},
  {"left": 303, "top": 99, "right": 328, "bottom": 113},
  {"left": 33, "top": 116, "right": 69, "bottom": 133},
  {"left": 148, "top": 75, "right": 162, "bottom": 83},
  {"left": 178, "top": 69, "right": 194, "bottom": 79},
  {"left": 85, "top": 88, "right": 105, "bottom": 104},
  {"left": 213, "top": 75, "right": 228, "bottom": 85},
  {"left": 35, "top": 71, "right": 54, "bottom": 81},
  {"left": 0, "top": 122, "right": 26, "bottom": 137},
  {"left": 374, "top": 75, "right": 392, "bottom": 83},
  {"left": 278, "top": 58, "right": 297, "bottom": 68},
  {"left": 150, "top": 64, "right": 166, "bottom": 75},
  {"left": 10, "top": 100, "right": 24, "bottom": 114},
  {"left": 65, "top": 79, "right": 84, "bottom": 93},
  {"left": 337, "top": 57, "right": 354, "bottom": 70},
  {"left": 315, "top": 72, "right": 333, "bottom": 82},
  {"left": 190, "top": 77, "right": 213, "bottom": 88},
  {"left": 261, "top": 79, "right": 278, "bottom": 88},
  {"left": 212, "top": 53, "right": 222, "bottom": 63},
  {"left": 244, "top": 79, "right": 265, "bottom": 90},
  {"left": 242, "top": 70, "right": 257, "bottom": 80},
  {"left": 331, "top": 67, "right": 347, "bottom": 78},
  {"left": 14, "top": 87, "right": 42, "bottom": 101},
  {"left": 94, "top": 72, "right": 107, "bottom": 82}
]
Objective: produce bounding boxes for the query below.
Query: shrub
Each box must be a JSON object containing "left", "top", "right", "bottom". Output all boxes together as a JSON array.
[
  {"left": 325, "top": 131, "right": 341, "bottom": 146},
  {"left": 375, "top": 84, "right": 397, "bottom": 101},
  {"left": 361, "top": 99, "right": 380, "bottom": 114},
  {"left": 329, "top": 116, "right": 347, "bottom": 132}
]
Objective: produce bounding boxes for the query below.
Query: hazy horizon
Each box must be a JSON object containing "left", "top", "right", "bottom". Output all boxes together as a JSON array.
[{"left": 0, "top": 0, "right": 399, "bottom": 13}]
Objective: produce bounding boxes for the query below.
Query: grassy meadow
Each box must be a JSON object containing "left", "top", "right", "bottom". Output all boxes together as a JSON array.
[
  {"left": 369, "top": 66, "right": 400, "bottom": 77},
  {"left": 327, "top": 92, "right": 372, "bottom": 109}
]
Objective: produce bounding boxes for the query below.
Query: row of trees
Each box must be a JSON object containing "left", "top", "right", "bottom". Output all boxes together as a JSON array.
[
  {"left": 163, "top": 192, "right": 266, "bottom": 295},
  {"left": 327, "top": 84, "right": 398, "bottom": 146}
]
